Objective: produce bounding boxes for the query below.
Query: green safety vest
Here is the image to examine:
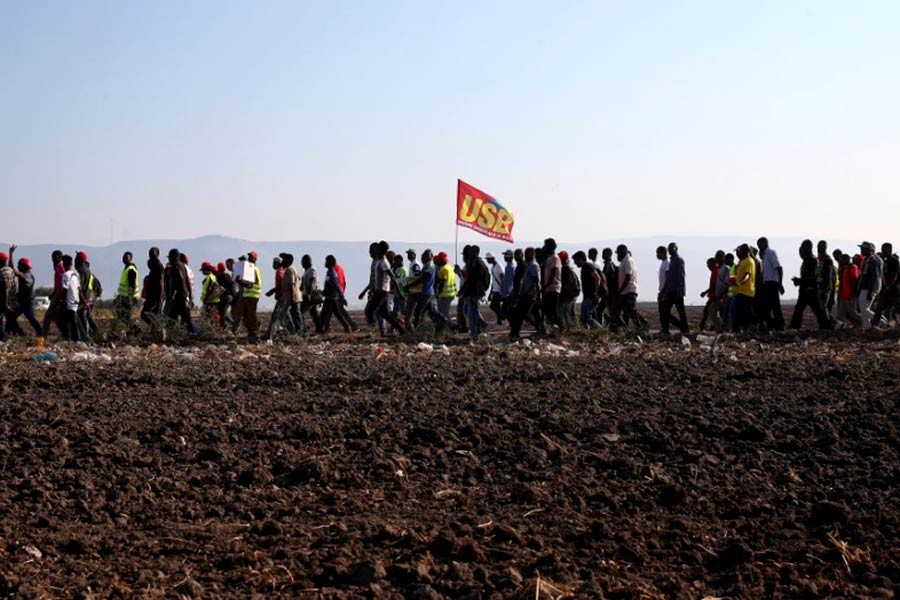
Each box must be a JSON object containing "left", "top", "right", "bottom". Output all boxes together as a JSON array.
[
  {"left": 438, "top": 264, "right": 457, "bottom": 299},
  {"left": 117, "top": 264, "right": 139, "bottom": 299},
  {"left": 242, "top": 264, "right": 262, "bottom": 299}
]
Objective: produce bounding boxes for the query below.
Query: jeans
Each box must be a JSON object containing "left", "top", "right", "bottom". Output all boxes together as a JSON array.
[
  {"left": 835, "top": 298, "right": 861, "bottom": 327},
  {"left": 7, "top": 302, "right": 42, "bottom": 336},
  {"left": 300, "top": 301, "right": 323, "bottom": 333},
  {"left": 414, "top": 294, "right": 450, "bottom": 331},
  {"left": 580, "top": 297, "right": 602, "bottom": 329},
  {"left": 732, "top": 294, "right": 755, "bottom": 332},
  {"left": 168, "top": 297, "right": 196, "bottom": 334},
  {"left": 366, "top": 291, "right": 404, "bottom": 334},
  {"left": 465, "top": 296, "right": 487, "bottom": 340},
  {"left": 321, "top": 298, "right": 355, "bottom": 332},
  {"left": 489, "top": 292, "right": 504, "bottom": 325},
  {"left": 543, "top": 291, "right": 561, "bottom": 328},
  {"left": 858, "top": 289, "right": 875, "bottom": 329},
  {"left": 66, "top": 308, "right": 86, "bottom": 342},
  {"left": 610, "top": 293, "right": 645, "bottom": 331},
  {"left": 437, "top": 297, "right": 454, "bottom": 322},
  {"left": 758, "top": 281, "right": 785, "bottom": 331},
  {"left": 509, "top": 295, "right": 537, "bottom": 339},
  {"left": 659, "top": 291, "right": 689, "bottom": 334},
  {"left": 790, "top": 289, "right": 832, "bottom": 330},
  {"left": 264, "top": 299, "right": 289, "bottom": 340}
]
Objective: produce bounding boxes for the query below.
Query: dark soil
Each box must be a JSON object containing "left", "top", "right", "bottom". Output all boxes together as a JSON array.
[{"left": 1, "top": 335, "right": 899, "bottom": 598}]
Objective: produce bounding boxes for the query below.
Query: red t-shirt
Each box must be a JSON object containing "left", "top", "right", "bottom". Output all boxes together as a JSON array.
[
  {"left": 708, "top": 265, "right": 719, "bottom": 301},
  {"left": 839, "top": 264, "right": 859, "bottom": 301},
  {"left": 274, "top": 267, "right": 285, "bottom": 300},
  {"left": 334, "top": 263, "right": 347, "bottom": 293},
  {"left": 53, "top": 263, "right": 65, "bottom": 300}
]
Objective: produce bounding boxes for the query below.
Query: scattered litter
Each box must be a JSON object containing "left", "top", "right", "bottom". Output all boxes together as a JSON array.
[
  {"left": 416, "top": 342, "right": 434, "bottom": 355},
  {"left": 34, "top": 352, "right": 58, "bottom": 363},
  {"left": 681, "top": 336, "right": 692, "bottom": 348},
  {"left": 175, "top": 351, "right": 195, "bottom": 362},
  {"left": 22, "top": 545, "right": 42, "bottom": 560},
  {"left": 394, "top": 469, "right": 405, "bottom": 478},
  {"left": 607, "top": 343, "right": 623, "bottom": 356},
  {"left": 71, "top": 352, "right": 113, "bottom": 363}
]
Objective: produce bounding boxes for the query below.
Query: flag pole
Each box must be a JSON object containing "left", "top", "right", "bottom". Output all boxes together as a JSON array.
[{"left": 454, "top": 179, "right": 459, "bottom": 267}]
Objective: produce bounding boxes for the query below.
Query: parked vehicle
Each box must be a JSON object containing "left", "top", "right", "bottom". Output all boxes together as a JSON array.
[{"left": 33, "top": 296, "right": 51, "bottom": 310}]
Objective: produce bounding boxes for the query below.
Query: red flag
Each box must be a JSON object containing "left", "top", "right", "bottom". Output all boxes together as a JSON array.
[{"left": 456, "top": 180, "right": 515, "bottom": 243}]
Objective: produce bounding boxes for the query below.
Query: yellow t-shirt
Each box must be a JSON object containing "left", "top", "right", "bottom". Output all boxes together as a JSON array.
[{"left": 735, "top": 257, "right": 756, "bottom": 298}]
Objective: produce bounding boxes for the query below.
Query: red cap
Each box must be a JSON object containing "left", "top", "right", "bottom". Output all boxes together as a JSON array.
[
  {"left": 76, "top": 251, "right": 88, "bottom": 262},
  {"left": 436, "top": 252, "right": 448, "bottom": 264},
  {"left": 19, "top": 257, "right": 31, "bottom": 270},
  {"left": 183, "top": 255, "right": 190, "bottom": 265},
  {"left": 559, "top": 251, "right": 569, "bottom": 261},
  {"left": 217, "top": 262, "right": 226, "bottom": 274},
  {"left": 0, "top": 252, "right": 7, "bottom": 263},
  {"left": 248, "top": 251, "right": 258, "bottom": 261},
  {"left": 201, "top": 261, "right": 213, "bottom": 271}
]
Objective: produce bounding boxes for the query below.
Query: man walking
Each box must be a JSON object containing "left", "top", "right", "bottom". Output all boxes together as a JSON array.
[
  {"left": 486, "top": 252, "right": 505, "bottom": 325},
  {"left": 729, "top": 244, "right": 757, "bottom": 332},
  {"left": 610, "top": 244, "right": 646, "bottom": 332},
  {"left": 659, "top": 242, "right": 689, "bottom": 336},
  {"left": 757, "top": 237, "right": 785, "bottom": 331},
  {"left": 165, "top": 248, "right": 196, "bottom": 335},
  {"left": 115, "top": 251, "right": 140, "bottom": 334},
  {"left": 574, "top": 251, "right": 603, "bottom": 329},
  {"left": 541, "top": 238, "right": 563, "bottom": 333},
  {"left": 789, "top": 240, "right": 833, "bottom": 330},
  {"left": 60, "top": 254, "right": 85, "bottom": 342},
  {"left": 509, "top": 247, "right": 543, "bottom": 340},
  {"left": 237, "top": 251, "right": 262, "bottom": 342},
  {"left": 857, "top": 241, "right": 883, "bottom": 329},
  {"left": 141, "top": 247, "right": 165, "bottom": 330}
]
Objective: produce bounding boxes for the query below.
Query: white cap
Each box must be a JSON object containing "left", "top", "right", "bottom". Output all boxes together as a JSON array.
[{"left": 485, "top": 252, "right": 495, "bottom": 259}]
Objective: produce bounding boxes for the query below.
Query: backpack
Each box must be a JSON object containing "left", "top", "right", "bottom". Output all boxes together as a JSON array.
[
  {"left": 562, "top": 265, "right": 580, "bottom": 300},
  {"left": 0, "top": 267, "right": 17, "bottom": 311}
]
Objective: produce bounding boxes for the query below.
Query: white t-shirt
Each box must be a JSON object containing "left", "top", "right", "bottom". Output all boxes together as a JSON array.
[
  {"left": 375, "top": 258, "right": 392, "bottom": 292},
  {"left": 62, "top": 269, "right": 81, "bottom": 310},
  {"left": 490, "top": 263, "right": 504, "bottom": 294},
  {"left": 658, "top": 259, "right": 669, "bottom": 292},
  {"left": 618, "top": 255, "right": 639, "bottom": 296}
]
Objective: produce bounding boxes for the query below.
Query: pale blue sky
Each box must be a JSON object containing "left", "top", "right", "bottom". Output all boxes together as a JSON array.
[{"left": 2, "top": 1, "right": 899, "bottom": 246}]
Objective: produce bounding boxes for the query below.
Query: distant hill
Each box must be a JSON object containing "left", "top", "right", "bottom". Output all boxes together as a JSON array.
[{"left": 2, "top": 234, "right": 862, "bottom": 309}]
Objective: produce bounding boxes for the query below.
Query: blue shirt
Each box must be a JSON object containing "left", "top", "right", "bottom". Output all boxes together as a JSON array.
[
  {"left": 521, "top": 261, "right": 540, "bottom": 298},
  {"left": 420, "top": 261, "right": 436, "bottom": 296},
  {"left": 502, "top": 261, "right": 516, "bottom": 297}
]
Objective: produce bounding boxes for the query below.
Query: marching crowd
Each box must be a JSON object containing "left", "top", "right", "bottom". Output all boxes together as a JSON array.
[{"left": 1, "top": 237, "right": 898, "bottom": 343}]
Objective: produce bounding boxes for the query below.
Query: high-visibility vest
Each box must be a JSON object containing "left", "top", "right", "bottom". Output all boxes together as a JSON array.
[
  {"left": 438, "top": 264, "right": 457, "bottom": 299},
  {"left": 242, "top": 265, "right": 262, "bottom": 299},
  {"left": 117, "top": 264, "right": 139, "bottom": 299},
  {"left": 727, "top": 264, "right": 737, "bottom": 298},
  {"left": 201, "top": 273, "right": 218, "bottom": 303}
]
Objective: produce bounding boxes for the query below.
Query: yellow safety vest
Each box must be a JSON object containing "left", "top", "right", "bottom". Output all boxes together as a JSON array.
[
  {"left": 117, "top": 264, "right": 139, "bottom": 299},
  {"left": 438, "top": 264, "right": 457, "bottom": 299},
  {"left": 242, "top": 264, "right": 262, "bottom": 299},
  {"left": 201, "top": 273, "right": 218, "bottom": 304}
]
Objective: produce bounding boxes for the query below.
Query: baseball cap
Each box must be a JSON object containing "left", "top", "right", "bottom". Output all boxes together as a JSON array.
[
  {"left": 406, "top": 248, "right": 416, "bottom": 254},
  {"left": 19, "top": 257, "right": 31, "bottom": 270},
  {"left": 559, "top": 251, "right": 569, "bottom": 261},
  {"left": 76, "top": 251, "right": 88, "bottom": 262},
  {"left": 248, "top": 251, "right": 258, "bottom": 261},
  {"left": 217, "top": 262, "right": 226, "bottom": 273},
  {"left": 858, "top": 241, "right": 873, "bottom": 250},
  {"left": 0, "top": 252, "right": 7, "bottom": 263},
  {"left": 201, "top": 261, "right": 213, "bottom": 271},
  {"left": 503, "top": 249, "right": 514, "bottom": 257},
  {"left": 485, "top": 252, "right": 495, "bottom": 259}
]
